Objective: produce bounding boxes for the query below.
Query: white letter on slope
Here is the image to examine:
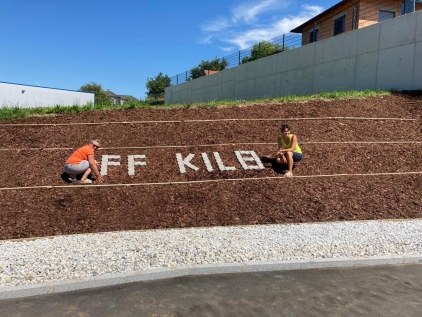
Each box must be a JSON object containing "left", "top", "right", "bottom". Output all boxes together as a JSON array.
[
  {"left": 213, "top": 152, "right": 236, "bottom": 172},
  {"left": 128, "top": 155, "right": 146, "bottom": 176},
  {"left": 235, "top": 151, "right": 264, "bottom": 170},
  {"left": 201, "top": 153, "right": 214, "bottom": 172},
  {"left": 100, "top": 155, "right": 121, "bottom": 176},
  {"left": 176, "top": 153, "right": 199, "bottom": 174}
]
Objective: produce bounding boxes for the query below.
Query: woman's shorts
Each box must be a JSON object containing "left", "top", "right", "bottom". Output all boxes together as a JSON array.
[
  {"left": 64, "top": 161, "right": 90, "bottom": 175},
  {"left": 291, "top": 152, "right": 303, "bottom": 162}
]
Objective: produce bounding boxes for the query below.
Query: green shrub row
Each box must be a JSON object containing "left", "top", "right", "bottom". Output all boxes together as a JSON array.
[{"left": 0, "top": 89, "right": 391, "bottom": 121}]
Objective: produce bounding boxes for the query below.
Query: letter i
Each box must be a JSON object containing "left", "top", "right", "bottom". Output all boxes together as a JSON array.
[{"left": 201, "top": 153, "right": 214, "bottom": 172}]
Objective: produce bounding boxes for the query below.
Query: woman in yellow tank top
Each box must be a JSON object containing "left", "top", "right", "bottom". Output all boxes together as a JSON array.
[{"left": 276, "top": 124, "right": 302, "bottom": 177}]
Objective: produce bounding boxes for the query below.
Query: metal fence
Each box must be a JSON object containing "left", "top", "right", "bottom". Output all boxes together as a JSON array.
[
  {"left": 169, "top": 33, "right": 302, "bottom": 86},
  {"left": 169, "top": 0, "right": 421, "bottom": 87}
]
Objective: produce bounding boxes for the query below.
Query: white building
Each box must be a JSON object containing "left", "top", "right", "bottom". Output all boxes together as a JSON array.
[{"left": 0, "top": 81, "right": 95, "bottom": 108}]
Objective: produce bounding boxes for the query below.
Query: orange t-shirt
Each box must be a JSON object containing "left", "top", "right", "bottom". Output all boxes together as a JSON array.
[{"left": 66, "top": 145, "right": 94, "bottom": 165}]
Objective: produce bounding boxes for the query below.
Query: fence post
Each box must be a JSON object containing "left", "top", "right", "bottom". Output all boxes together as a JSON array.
[
  {"left": 238, "top": 51, "right": 240, "bottom": 66},
  {"left": 186, "top": 71, "right": 188, "bottom": 82},
  {"left": 283, "top": 34, "right": 285, "bottom": 50},
  {"left": 177, "top": 74, "right": 178, "bottom": 85}
]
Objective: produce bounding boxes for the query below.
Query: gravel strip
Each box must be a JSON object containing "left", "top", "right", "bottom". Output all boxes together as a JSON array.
[{"left": 1, "top": 220, "right": 422, "bottom": 287}]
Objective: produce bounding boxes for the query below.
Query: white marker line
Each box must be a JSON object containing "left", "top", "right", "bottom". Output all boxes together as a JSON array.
[
  {"left": 0, "top": 141, "right": 421, "bottom": 151},
  {"left": 0, "top": 117, "right": 416, "bottom": 126},
  {"left": 0, "top": 171, "right": 421, "bottom": 191}
]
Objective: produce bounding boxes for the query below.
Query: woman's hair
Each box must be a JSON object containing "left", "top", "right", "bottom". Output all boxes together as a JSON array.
[{"left": 280, "top": 124, "right": 290, "bottom": 131}]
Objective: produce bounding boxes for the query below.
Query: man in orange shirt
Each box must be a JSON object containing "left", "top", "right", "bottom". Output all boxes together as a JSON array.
[{"left": 64, "top": 139, "right": 104, "bottom": 184}]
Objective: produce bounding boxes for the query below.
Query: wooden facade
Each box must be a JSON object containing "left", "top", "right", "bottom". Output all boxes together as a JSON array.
[{"left": 291, "top": 0, "right": 422, "bottom": 45}]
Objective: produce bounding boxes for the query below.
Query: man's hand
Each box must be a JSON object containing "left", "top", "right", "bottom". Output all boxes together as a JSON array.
[{"left": 95, "top": 175, "right": 104, "bottom": 183}]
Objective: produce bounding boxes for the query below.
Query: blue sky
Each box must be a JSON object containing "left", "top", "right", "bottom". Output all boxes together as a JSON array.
[{"left": 0, "top": 0, "right": 336, "bottom": 99}]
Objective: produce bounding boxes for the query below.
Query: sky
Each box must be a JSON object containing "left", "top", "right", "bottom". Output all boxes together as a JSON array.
[{"left": 0, "top": 0, "right": 337, "bottom": 99}]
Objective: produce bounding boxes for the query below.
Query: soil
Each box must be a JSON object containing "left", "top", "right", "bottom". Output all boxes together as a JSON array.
[{"left": 0, "top": 92, "right": 421, "bottom": 240}]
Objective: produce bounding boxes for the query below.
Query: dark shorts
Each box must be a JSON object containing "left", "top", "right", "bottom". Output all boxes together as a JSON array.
[{"left": 284, "top": 152, "right": 303, "bottom": 162}]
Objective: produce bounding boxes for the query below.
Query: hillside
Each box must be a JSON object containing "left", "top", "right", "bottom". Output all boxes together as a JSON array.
[{"left": 0, "top": 92, "right": 421, "bottom": 240}]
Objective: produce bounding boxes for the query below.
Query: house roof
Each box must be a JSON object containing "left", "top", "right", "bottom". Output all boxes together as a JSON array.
[
  {"left": 104, "top": 90, "right": 119, "bottom": 97},
  {"left": 119, "top": 95, "right": 137, "bottom": 100},
  {"left": 104, "top": 90, "right": 137, "bottom": 100},
  {"left": 290, "top": 0, "right": 348, "bottom": 33}
]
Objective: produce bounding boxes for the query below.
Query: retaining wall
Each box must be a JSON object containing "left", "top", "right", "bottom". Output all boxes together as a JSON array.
[{"left": 165, "top": 10, "right": 422, "bottom": 104}]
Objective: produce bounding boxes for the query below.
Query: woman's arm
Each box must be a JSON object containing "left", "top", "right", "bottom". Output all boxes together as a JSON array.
[
  {"left": 277, "top": 137, "right": 283, "bottom": 153},
  {"left": 289, "top": 134, "right": 298, "bottom": 152},
  {"left": 277, "top": 138, "right": 287, "bottom": 156}
]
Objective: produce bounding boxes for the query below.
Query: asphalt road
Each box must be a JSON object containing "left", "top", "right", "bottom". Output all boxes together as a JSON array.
[{"left": 2, "top": 264, "right": 422, "bottom": 317}]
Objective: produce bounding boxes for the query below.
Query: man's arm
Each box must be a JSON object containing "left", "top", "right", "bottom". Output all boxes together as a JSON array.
[{"left": 88, "top": 154, "right": 104, "bottom": 183}]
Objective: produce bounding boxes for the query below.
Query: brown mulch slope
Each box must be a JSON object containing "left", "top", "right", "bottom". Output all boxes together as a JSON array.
[
  {"left": 0, "top": 93, "right": 421, "bottom": 240},
  {"left": 0, "top": 144, "right": 421, "bottom": 187}
]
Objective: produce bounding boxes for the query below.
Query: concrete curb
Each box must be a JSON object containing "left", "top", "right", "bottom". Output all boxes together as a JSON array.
[{"left": 1, "top": 254, "right": 422, "bottom": 300}]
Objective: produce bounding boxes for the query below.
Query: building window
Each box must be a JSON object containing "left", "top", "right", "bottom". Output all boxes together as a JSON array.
[
  {"left": 379, "top": 10, "right": 395, "bottom": 22},
  {"left": 111, "top": 98, "right": 116, "bottom": 104},
  {"left": 334, "top": 15, "right": 346, "bottom": 36},
  {"left": 401, "top": 0, "right": 415, "bottom": 15},
  {"left": 309, "top": 29, "right": 319, "bottom": 43}
]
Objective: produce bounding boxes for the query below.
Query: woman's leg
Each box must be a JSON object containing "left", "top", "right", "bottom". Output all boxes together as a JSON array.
[{"left": 286, "top": 151, "right": 294, "bottom": 174}]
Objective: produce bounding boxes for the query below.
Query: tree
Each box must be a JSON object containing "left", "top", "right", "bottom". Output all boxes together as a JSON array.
[
  {"left": 190, "top": 57, "right": 228, "bottom": 79},
  {"left": 145, "top": 72, "right": 171, "bottom": 97},
  {"left": 241, "top": 41, "right": 286, "bottom": 64},
  {"left": 79, "top": 82, "right": 110, "bottom": 106}
]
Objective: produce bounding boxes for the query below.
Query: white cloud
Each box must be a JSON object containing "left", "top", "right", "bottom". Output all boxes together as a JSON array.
[
  {"left": 200, "top": 35, "right": 215, "bottom": 45},
  {"left": 223, "top": 5, "right": 324, "bottom": 49},
  {"left": 219, "top": 46, "right": 237, "bottom": 52},
  {"left": 301, "top": 4, "right": 324, "bottom": 17},
  {"left": 231, "top": 0, "right": 286, "bottom": 24},
  {"left": 199, "top": 2, "right": 324, "bottom": 51},
  {"left": 201, "top": 16, "right": 231, "bottom": 32}
]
